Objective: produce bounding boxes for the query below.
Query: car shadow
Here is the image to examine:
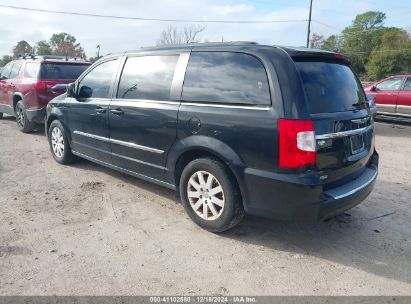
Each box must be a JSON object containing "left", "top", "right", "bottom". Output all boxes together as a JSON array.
[{"left": 70, "top": 158, "right": 411, "bottom": 284}]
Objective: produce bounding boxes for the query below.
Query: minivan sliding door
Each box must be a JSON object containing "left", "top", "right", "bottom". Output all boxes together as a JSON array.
[{"left": 108, "top": 53, "right": 188, "bottom": 182}]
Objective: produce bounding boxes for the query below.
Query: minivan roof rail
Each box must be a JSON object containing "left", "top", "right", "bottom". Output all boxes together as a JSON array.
[{"left": 126, "top": 41, "right": 258, "bottom": 53}]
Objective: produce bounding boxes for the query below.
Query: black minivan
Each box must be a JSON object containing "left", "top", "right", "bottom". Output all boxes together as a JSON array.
[{"left": 45, "top": 42, "right": 378, "bottom": 232}]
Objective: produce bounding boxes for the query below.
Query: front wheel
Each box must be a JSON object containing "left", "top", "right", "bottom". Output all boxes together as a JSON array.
[
  {"left": 16, "top": 101, "right": 35, "bottom": 133},
  {"left": 179, "top": 158, "right": 244, "bottom": 232},
  {"left": 48, "top": 120, "right": 75, "bottom": 164}
]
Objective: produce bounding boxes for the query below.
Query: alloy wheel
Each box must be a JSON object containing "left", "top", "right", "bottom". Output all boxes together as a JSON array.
[
  {"left": 187, "top": 170, "right": 225, "bottom": 221},
  {"left": 16, "top": 106, "right": 24, "bottom": 128},
  {"left": 51, "top": 127, "right": 65, "bottom": 158}
]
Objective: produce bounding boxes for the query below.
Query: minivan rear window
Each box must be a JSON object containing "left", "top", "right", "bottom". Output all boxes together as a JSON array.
[
  {"left": 295, "top": 61, "right": 365, "bottom": 114},
  {"left": 40, "top": 63, "right": 90, "bottom": 80}
]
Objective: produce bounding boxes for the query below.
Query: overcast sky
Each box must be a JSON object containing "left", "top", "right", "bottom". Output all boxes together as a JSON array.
[{"left": 0, "top": 0, "right": 410, "bottom": 57}]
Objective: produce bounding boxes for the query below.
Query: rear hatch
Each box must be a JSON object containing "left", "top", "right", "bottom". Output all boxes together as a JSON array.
[
  {"left": 294, "top": 56, "right": 374, "bottom": 186},
  {"left": 39, "top": 61, "right": 90, "bottom": 99}
]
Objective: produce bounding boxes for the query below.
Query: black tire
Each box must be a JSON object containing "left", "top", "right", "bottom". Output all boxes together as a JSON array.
[
  {"left": 15, "top": 101, "right": 35, "bottom": 133},
  {"left": 179, "top": 158, "right": 244, "bottom": 232},
  {"left": 48, "top": 120, "right": 76, "bottom": 164},
  {"left": 0, "top": 112, "right": 3, "bottom": 119}
]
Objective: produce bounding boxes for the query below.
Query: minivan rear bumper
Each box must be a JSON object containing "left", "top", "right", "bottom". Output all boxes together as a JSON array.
[{"left": 242, "top": 151, "right": 379, "bottom": 222}]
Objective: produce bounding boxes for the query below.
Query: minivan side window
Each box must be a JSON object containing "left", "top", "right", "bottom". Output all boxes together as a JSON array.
[
  {"left": 0, "top": 62, "right": 13, "bottom": 79},
  {"left": 117, "top": 55, "right": 179, "bottom": 101},
  {"left": 9, "top": 62, "right": 22, "bottom": 79},
  {"left": 24, "top": 62, "right": 40, "bottom": 78},
  {"left": 77, "top": 59, "right": 118, "bottom": 99},
  {"left": 375, "top": 77, "right": 403, "bottom": 91},
  {"left": 182, "top": 52, "right": 271, "bottom": 105}
]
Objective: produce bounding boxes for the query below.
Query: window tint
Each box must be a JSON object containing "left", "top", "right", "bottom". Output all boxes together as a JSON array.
[
  {"left": 40, "top": 63, "right": 90, "bottom": 80},
  {"left": 375, "top": 77, "right": 403, "bottom": 91},
  {"left": 403, "top": 78, "right": 411, "bottom": 91},
  {"left": 296, "top": 61, "right": 365, "bottom": 114},
  {"left": 24, "top": 62, "right": 40, "bottom": 78},
  {"left": 182, "top": 52, "right": 271, "bottom": 105},
  {"left": 78, "top": 59, "right": 118, "bottom": 99},
  {"left": 117, "top": 55, "right": 178, "bottom": 100},
  {"left": 0, "top": 62, "right": 13, "bottom": 79},
  {"left": 9, "top": 62, "right": 22, "bottom": 79}
]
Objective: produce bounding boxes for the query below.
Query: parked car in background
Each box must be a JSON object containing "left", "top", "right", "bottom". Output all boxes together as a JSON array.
[
  {"left": 0, "top": 55, "right": 90, "bottom": 132},
  {"left": 364, "top": 75, "right": 411, "bottom": 117},
  {"left": 366, "top": 94, "right": 377, "bottom": 117},
  {"left": 45, "top": 43, "right": 378, "bottom": 232}
]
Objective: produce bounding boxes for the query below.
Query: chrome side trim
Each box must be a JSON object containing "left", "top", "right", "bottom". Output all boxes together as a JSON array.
[
  {"left": 73, "top": 131, "right": 164, "bottom": 154},
  {"left": 72, "top": 150, "right": 175, "bottom": 190},
  {"left": 110, "top": 138, "right": 164, "bottom": 154},
  {"left": 331, "top": 169, "right": 378, "bottom": 200},
  {"left": 181, "top": 102, "right": 271, "bottom": 111},
  {"left": 73, "top": 131, "right": 110, "bottom": 142},
  {"left": 110, "top": 99, "right": 180, "bottom": 107},
  {"left": 316, "top": 125, "right": 373, "bottom": 140}
]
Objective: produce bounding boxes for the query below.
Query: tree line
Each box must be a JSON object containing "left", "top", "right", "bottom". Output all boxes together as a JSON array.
[
  {"left": 0, "top": 32, "right": 89, "bottom": 66},
  {"left": 310, "top": 11, "right": 411, "bottom": 80}
]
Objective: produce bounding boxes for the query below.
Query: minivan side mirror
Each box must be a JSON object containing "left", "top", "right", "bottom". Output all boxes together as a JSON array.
[
  {"left": 67, "top": 83, "right": 77, "bottom": 98},
  {"left": 78, "top": 86, "right": 93, "bottom": 99}
]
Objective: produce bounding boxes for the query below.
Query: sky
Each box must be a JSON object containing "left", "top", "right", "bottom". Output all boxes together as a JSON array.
[{"left": 0, "top": 0, "right": 410, "bottom": 58}]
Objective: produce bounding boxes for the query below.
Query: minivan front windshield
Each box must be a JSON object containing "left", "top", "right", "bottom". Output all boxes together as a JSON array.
[{"left": 295, "top": 61, "right": 366, "bottom": 114}]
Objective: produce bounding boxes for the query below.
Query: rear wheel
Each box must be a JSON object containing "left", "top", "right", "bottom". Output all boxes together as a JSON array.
[
  {"left": 179, "top": 158, "right": 244, "bottom": 232},
  {"left": 0, "top": 112, "right": 3, "bottom": 119},
  {"left": 48, "top": 120, "right": 75, "bottom": 164},
  {"left": 15, "top": 101, "right": 35, "bottom": 133}
]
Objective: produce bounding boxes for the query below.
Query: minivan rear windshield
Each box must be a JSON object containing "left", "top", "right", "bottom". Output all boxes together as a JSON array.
[
  {"left": 295, "top": 61, "right": 365, "bottom": 114},
  {"left": 40, "top": 63, "right": 90, "bottom": 80}
]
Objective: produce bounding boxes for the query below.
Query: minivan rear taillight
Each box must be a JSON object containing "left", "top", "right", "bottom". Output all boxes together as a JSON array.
[{"left": 278, "top": 119, "right": 316, "bottom": 169}]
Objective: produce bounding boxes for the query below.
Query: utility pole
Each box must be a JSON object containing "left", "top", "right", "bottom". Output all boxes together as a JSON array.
[{"left": 306, "top": 0, "right": 313, "bottom": 48}]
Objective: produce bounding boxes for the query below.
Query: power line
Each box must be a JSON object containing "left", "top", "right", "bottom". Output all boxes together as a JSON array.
[{"left": 0, "top": 4, "right": 307, "bottom": 24}]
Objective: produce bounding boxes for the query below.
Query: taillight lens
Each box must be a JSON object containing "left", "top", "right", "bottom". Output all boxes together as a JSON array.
[
  {"left": 34, "top": 81, "right": 47, "bottom": 91},
  {"left": 278, "top": 119, "right": 316, "bottom": 169},
  {"left": 34, "top": 81, "right": 59, "bottom": 92}
]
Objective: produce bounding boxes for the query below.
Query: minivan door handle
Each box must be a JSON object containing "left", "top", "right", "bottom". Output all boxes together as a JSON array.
[
  {"left": 110, "top": 108, "right": 124, "bottom": 116},
  {"left": 95, "top": 107, "right": 107, "bottom": 114}
]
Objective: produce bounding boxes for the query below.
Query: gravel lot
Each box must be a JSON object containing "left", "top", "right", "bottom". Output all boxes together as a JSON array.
[{"left": 0, "top": 115, "right": 410, "bottom": 296}]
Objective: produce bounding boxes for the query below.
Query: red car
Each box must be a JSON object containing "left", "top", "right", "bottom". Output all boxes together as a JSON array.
[
  {"left": 0, "top": 55, "right": 90, "bottom": 132},
  {"left": 364, "top": 75, "right": 411, "bottom": 117}
]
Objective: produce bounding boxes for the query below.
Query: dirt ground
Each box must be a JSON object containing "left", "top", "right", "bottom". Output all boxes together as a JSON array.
[{"left": 0, "top": 115, "right": 410, "bottom": 296}]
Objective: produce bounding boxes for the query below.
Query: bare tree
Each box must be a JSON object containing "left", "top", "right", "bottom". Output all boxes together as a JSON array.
[
  {"left": 156, "top": 24, "right": 206, "bottom": 46},
  {"left": 309, "top": 33, "right": 324, "bottom": 49}
]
